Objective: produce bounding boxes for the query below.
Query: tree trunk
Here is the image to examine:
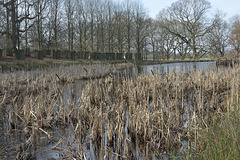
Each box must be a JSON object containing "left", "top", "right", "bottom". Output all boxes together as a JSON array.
[{"left": 11, "top": 0, "right": 18, "bottom": 58}]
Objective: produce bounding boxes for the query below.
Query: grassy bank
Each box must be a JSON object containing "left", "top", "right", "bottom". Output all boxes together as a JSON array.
[
  {"left": 0, "top": 57, "right": 215, "bottom": 72},
  {"left": 130, "top": 58, "right": 215, "bottom": 65},
  {"left": 0, "top": 58, "right": 129, "bottom": 72}
]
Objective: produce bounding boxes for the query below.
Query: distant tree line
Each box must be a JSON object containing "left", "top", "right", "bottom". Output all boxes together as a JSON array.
[{"left": 0, "top": 0, "right": 240, "bottom": 60}]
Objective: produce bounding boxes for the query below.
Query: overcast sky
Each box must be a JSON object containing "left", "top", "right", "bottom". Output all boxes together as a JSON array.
[{"left": 140, "top": 0, "right": 240, "bottom": 20}]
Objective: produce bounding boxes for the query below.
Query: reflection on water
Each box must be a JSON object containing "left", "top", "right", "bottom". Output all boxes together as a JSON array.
[
  {"left": 141, "top": 61, "right": 215, "bottom": 74},
  {"left": 123, "top": 61, "right": 216, "bottom": 78}
]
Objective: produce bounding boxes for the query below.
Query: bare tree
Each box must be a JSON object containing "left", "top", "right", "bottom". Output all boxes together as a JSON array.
[
  {"left": 75, "top": 0, "right": 85, "bottom": 56},
  {"left": 133, "top": 1, "right": 149, "bottom": 60},
  {"left": 123, "top": 0, "right": 133, "bottom": 58},
  {"left": 95, "top": 0, "right": 106, "bottom": 53},
  {"left": 106, "top": 0, "right": 113, "bottom": 53},
  {"left": 229, "top": 15, "right": 240, "bottom": 56},
  {"left": 158, "top": 0, "right": 218, "bottom": 60},
  {"left": 0, "top": 1, "right": 7, "bottom": 49},
  {"left": 0, "top": 0, "right": 44, "bottom": 59},
  {"left": 175, "top": 38, "right": 190, "bottom": 60},
  {"left": 52, "top": 0, "right": 61, "bottom": 51},
  {"left": 148, "top": 19, "right": 159, "bottom": 60},
  {"left": 113, "top": 2, "right": 125, "bottom": 54},
  {"left": 88, "top": 0, "right": 95, "bottom": 53},
  {"left": 33, "top": 0, "right": 47, "bottom": 52},
  {"left": 65, "top": 0, "right": 75, "bottom": 52},
  {"left": 207, "top": 14, "right": 229, "bottom": 57}
]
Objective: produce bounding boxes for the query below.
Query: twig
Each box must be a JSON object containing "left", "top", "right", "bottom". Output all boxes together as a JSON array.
[{"left": 51, "top": 138, "right": 63, "bottom": 150}]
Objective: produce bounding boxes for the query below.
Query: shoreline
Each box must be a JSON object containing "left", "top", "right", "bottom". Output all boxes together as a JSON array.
[{"left": 0, "top": 58, "right": 216, "bottom": 72}]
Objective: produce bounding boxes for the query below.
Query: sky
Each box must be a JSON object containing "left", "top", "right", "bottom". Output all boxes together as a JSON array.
[{"left": 140, "top": 0, "right": 240, "bottom": 20}]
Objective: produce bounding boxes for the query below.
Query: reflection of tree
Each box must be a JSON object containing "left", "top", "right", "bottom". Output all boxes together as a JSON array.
[
  {"left": 193, "top": 64, "right": 197, "bottom": 72},
  {"left": 160, "top": 66, "right": 164, "bottom": 75},
  {"left": 180, "top": 66, "right": 184, "bottom": 72},
  {"left": 166, "top": 66, "right": 170, "bottom": 74},
  {"left": 136, "top": 66, "right": 144, "bottom": 75}
]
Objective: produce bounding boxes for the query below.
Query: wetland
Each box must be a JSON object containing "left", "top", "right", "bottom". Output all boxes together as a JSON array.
[{"left": 0, "top": 61, "right": 239, "bottom": 159}]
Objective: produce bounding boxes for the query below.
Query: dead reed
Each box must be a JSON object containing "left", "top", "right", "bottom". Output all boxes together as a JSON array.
[
  {"left": 0, "top": 63, "right": 120, "bottom": 159},
  {"left": 0, "top": 63, "right": 239, "bottom": 159},
  {"left": 77, "top": 65, "right": 240, "bottom": 158}
]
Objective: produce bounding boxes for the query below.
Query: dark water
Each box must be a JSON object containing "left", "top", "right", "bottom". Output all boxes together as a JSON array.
[
  {"left": 123, "top": 61, "right": 216, "bottom": 78},
  {"left": 0, "top": 61, "right": 217, "bottom": 159},
  {"left": 141, "top": 61, "right": 215, "bottom": 74}
]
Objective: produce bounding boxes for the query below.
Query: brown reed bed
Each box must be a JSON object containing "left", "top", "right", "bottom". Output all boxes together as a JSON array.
[
  {"left": 76, "top": 65, "right": 240, "bottom": 158},
  {"left": 0, "top": 63, "right": 122, "bottom": 159},
  {"left": 0, "top": 63, "right": 239, "bottom": 159}
]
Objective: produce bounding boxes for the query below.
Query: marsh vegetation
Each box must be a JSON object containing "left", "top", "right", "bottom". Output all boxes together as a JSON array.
[
  {"left": 0, "top": 61, "right": 239, "bottom": 159},
  {"left": 1, "top": 0, "right": 240, "bottom": 159}
]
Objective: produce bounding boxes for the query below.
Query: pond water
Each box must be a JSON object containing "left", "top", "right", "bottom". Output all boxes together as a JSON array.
[
  {"left": 141, "top": 61, "right": 215, "bottom": 73},
  {"left": 0, "top": 61, "right": 217, "bottom": 159},
  {"left": 123, "top": 61, "right": 216, "bottom": 78}
]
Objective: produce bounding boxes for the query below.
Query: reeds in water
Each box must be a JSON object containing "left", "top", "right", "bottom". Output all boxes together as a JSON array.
[
  {"left": 78, "top": 65, "right": 240, "bottom": 158},
  {"left": 0, "top": 63, "right": 119, "bottom": 159},
  {"left": 1, "top": 63, "right": 240, "bottom": 159}
]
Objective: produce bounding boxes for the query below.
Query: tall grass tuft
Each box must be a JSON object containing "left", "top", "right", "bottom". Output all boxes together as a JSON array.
[{"left": 192, "top": 109, "right": 240, "bottom": 160}]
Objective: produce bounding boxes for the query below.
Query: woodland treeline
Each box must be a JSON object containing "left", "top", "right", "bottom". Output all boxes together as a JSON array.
[{"left": 0, "top": 0, "right": 240, "bottom": 60}]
